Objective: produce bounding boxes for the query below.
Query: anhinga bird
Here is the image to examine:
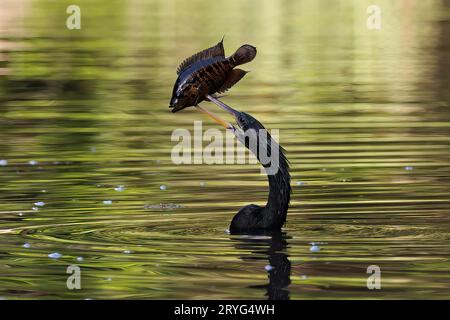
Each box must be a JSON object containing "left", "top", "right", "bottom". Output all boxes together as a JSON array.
[{"left": 196, "top": 95, "right": 291, "bottom": 234}]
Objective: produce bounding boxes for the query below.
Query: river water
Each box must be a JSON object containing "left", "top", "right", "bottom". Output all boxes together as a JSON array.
[{"left": 0, "top": 0, "right": 449, "bottom": 299}]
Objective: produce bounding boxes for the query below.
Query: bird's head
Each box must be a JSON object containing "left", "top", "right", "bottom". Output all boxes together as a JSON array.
[{"left": 195, "top": 96, "right": 281, "bottom": 173}]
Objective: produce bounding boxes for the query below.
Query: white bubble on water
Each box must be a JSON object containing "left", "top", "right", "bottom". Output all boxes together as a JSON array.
[
  {"left": 48, "top": 252, "right": 62, "bottom": 259},
  {"left": 28, "top": 160, "right": 38, "bottom": 166},
  {"left": 103, "top": 200, "right": 112, "bottom": 205},
  {"left": 114, "top": 185, "right": 125, "bottom": 192},
  {"left": 0, "top": 160, "right": 7, "bottom": 166},
  {"left": 34, "top": 201, "right": 45, "bottom": 207},
  {"left": 310, "top": 244, "right": 321, "bottom": 253},
  {"left": 23, "top": 243, "right": 31, "bottom": 248},
  {"left": 264, "top": 265, "right": 274, "bottom": 271},
  {"left": 159, "top": 185, "right": 167, "bottom": 190}
]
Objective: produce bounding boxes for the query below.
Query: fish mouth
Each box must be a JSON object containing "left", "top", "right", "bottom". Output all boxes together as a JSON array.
[
  {"left": 169, "top": 99, "right": 185, "bottom": 113},
  {"left": 170, "top": 105, "right": 185, "bottom": 113}
]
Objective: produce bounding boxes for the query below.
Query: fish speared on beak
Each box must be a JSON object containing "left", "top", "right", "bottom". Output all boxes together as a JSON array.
[
  {"left": 206, "top": 94, "right": 240, "bottom": 119},
  {"left": 194, "top": 94, "right": 240, "bottom": 130}
]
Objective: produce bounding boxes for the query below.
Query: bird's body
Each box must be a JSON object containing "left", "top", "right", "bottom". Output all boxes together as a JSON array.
[
  {"left": 169, "top": 39, "right": 256, "bottom": 113},
  {"left": 228, "top": 110, "right": 291, "bottom": 233},
  {"left": 193, "top": 96, "right": 291, "bottom": 233}
]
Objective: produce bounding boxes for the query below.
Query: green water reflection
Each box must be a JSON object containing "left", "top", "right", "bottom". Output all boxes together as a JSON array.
[{"left": 0, "top": 0, "right": 449, "bottom": 299}]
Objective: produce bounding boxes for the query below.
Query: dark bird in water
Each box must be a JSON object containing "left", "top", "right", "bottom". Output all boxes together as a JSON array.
[
  {"left": 169, "top": 39, "right": 257, "bottom": 113},
  {"left": 196, "top": 95, "right": 291, "bottom": 234}
]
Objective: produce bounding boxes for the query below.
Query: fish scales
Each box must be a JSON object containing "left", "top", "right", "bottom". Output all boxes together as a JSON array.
[{"left": 169, "top": 39, "right": 257, "bottom": 113}]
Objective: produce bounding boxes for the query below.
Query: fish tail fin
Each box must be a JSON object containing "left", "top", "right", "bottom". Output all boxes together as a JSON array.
[{"left": 230, "top": 44, "right": 257, "bottom": 66}]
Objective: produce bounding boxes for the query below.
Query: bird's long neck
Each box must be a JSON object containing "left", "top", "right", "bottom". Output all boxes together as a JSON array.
[
  {"left": 232, "top": 115, "right": 291, "bottom": 230},
  {"left": 262, "top": 146, "right": 291, "bottom": 229}
]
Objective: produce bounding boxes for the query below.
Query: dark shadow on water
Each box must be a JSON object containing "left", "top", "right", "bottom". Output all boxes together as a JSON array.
[{"left": 233, "top": 231, "right": 291, "bottom": 300}]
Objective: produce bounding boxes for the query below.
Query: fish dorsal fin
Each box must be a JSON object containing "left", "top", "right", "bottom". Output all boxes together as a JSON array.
[
  {"left": 177, "top": 39, "right": 225, "bottom": 75},
  {"left": 218, "top": 68, "right": 248, "bottom": 93}
]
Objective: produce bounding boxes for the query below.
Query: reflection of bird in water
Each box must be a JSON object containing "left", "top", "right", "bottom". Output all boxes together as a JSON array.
[
  {"left": 194, "top": 95, "right": 291, "bottom": 233},
  {"left": 234, "top": 231, "right": 291, "bottom": 300}
]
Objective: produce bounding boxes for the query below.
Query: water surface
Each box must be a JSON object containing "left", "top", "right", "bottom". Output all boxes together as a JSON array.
[{"left": 0, "top": 0, "right": 450, "bottom": 299}]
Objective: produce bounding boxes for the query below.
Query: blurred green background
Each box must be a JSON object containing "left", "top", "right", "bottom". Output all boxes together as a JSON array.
[{"left": 0, "top": 0, "right": 449, "bottom": 299}]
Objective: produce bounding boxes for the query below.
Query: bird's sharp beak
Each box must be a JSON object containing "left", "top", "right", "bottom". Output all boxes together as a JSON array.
[
  {"left": 206, "top": 94, "right": 240, "bottom": 121},
  {"left": 195, "top": 105, "right": 233, "bottom": 129}
]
